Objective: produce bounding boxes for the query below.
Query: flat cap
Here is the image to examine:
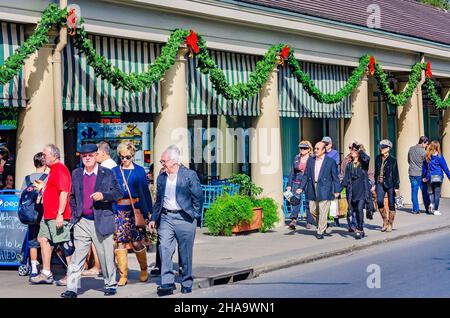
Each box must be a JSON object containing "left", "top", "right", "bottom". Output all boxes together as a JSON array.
[
  {"left": 379, "top": 139, "right": 393, "bottom": 148},
  {"left": 79, "top": 143, "right": 98, "bottom": 154},
  {"left": 322, "top": 136, "right": 332, "bottom": 144}
]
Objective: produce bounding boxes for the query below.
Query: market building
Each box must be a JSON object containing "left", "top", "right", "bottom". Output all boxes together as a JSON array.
[{"left": 1, "top": 0, "right": 449, "bottom": 225}]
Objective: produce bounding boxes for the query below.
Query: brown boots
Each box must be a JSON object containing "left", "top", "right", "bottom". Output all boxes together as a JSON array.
[
  {"left": 134, "top": 247, "right": 149, "bottom": 282},
  {"left": 115, "top": 248, "right": 128, "bottom": 286},
  {"left": 379, "top": 208, "right": 395, "bottom": 232}
]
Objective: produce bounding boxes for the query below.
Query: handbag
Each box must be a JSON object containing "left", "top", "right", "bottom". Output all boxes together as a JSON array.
[
  {"left": 338, "top": 198, "right": 348, "bottom": 217},
  {"left": 430, "top": 175, "right": 443, "bottom": 183},
  {"left": 120, "top": 166, "right": 147, "bottom": 228},
  {"left": 329, "top": 200, "right": 338, "bottom": 217}
]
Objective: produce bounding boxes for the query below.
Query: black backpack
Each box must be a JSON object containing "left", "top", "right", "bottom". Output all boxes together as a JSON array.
[{"left": 18, "top": 174, "right": 47, "bottom": 224}]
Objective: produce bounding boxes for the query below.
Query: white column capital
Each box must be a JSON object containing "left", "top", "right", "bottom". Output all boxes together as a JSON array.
[{"left": 177, "top": 45, "right": 189, "bottom": 63}]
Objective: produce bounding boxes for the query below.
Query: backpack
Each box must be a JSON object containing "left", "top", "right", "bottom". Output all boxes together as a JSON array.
[{"left": 18, "top": 174, "right": 47, "bottom": 224}]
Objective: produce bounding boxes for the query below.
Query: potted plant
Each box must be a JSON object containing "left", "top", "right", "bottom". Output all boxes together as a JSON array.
[{"left": 205, "top": 174, "right": 279, "bottom": 236}]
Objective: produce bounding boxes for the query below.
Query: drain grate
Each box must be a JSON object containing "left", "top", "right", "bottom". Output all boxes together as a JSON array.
[{"left": 210, "top": 269, "right": 253, "bottom": 286}]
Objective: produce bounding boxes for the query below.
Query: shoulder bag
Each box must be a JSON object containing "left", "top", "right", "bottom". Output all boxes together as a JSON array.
[{"left": 120, "top": 166, "right": 146, "bottom": 228}]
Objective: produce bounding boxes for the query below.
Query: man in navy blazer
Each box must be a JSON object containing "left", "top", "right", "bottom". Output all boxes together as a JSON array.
[
  {"left": 149, "top": 145, "right": 203, "bottom": 296},
  {"left": 300, "top": 141, "right": 341, "bottom": 239},
  {"left": 61, "top": 143, "right": 122, "bottom": 298}
]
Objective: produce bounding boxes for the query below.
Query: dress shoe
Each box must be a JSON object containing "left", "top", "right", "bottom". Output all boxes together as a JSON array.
[
  {"left": 150, "top": 267, "right": 161, "bottom": 276},
  {"left": 104, "top": 288, "right": 117, "bottom": 296},
  {"left": 157, "top": 284, "right": 174, "bottom": 296},
  {"left": 355, "top": 232, "right": 361, "bottom": 240},
  {"left": 316, "top": 234, "right": 324, "bottom": 240},
  {"left": 60, "top": 291, "right": 77, "bottom": 298},
  {"left": 181, "top": 286, "right": 192, "bottom": 294}
]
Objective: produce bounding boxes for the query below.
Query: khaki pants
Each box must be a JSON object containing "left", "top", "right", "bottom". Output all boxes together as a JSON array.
[{"left": 309, "top": 200, "right": 332, "bottom": 235}]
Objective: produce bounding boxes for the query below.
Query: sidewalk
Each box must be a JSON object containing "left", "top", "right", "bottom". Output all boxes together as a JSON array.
[
  {"left": 2, "top": 199, "right": 449, "bottom": 298},
  {"left": 122, "top": 198, "right": 450, "bottom": 297}
]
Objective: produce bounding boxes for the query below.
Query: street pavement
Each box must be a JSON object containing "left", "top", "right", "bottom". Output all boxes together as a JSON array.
[
  {"left": 1, "top": 199, "right": 450, "bottom": 298},
  {"left": 177, "top": 228, "right": 450, "bottom": 298}
]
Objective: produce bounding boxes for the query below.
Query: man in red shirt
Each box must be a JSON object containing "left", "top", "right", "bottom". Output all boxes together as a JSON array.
[{"left": 30, "top": 144, "right": 73, "bottom": 285}]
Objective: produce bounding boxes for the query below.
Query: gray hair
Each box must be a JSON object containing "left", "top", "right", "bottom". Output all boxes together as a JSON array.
[
  {"left": 97, "top": 141, "right": 111, "bottom": 155},
  {"left": 164, "top": 145, "right": 181, "bottom": 164},
  {"left": 44, "top": 144, "right": 61, "bottom": 160}
]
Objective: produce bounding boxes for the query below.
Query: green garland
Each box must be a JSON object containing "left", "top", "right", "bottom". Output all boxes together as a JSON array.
[
  {"left": 0, "top": 3, "right": 449, "bottom": 111},
  {"left": 0, "top": 4, "right": 67, "bottom": 84}
]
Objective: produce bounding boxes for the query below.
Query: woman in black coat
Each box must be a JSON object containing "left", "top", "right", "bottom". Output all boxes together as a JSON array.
[{"left": 341, "top": 142, "right": 371, "bottom": 239}]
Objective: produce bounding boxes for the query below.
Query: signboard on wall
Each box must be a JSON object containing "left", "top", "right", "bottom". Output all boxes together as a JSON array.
[{"left": 77, "top": 122, "right": 153, "bottom": 170}]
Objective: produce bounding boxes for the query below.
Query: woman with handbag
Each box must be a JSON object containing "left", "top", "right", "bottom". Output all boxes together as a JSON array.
[
  {"left": 112, "top": 142, "right": 153, "bottom": 286},
  {"left": 341, "top": 142, "right": 370, "bottom": 239},
  {"left": 286, "top": 140, "right": 314, "bottom": 230},
  {"left": 422, "top": 140, "right": 450, "bottom": 216}
]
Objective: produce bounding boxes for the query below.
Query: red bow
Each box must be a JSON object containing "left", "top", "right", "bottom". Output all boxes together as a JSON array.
[
  {"left": 426, "top": 61, "right": 432, "bottom": 79},
  {"left": 369, "top": 56, "right": 375, "bottom": 75},
  {"left": 280, "top": 45, "right": 290, "bottom": 59},
  {"left": 186, "top": 30, "right": 199, "bottom": 55}
]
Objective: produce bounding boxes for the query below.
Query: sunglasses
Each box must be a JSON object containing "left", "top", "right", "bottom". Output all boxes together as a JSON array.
[
  {"left": 300, "top": 147, "right": 309, "bottom": 150},
  {"left": 81, "top": 153, "right": 95, "bottom": 158},
  {"left": 120, "top": 155, "right": 133, "bottom": 160}
]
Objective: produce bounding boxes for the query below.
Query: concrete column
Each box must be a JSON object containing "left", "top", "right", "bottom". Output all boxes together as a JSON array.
[
  {"left": 439, "top": 81, "right": 450, "bottom": 197},
  {"left": 218, "top": 115, "right": 234, "bottom": 179},
  {"left": 16, "top": 41, "right": 56, "bottom": 186},
  {"left": 251, "top": 68, "right": 284, "bottom": 227},
  {"left": 396, "top": 75, "right": 421, "bottom": 204},
  {"left": 417, "top": 85, "right": 425, "bottom": 138},
  {"left": 344, "top": 75, "right": 370, "bottom": 154},
  {"left": 154, "top": 46, "right": 189, "bottom": 175}
]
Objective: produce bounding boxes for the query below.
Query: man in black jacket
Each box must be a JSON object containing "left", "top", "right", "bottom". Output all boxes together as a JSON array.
[{"left": 61, "top": 143, "right": 122, "bottom": 298}]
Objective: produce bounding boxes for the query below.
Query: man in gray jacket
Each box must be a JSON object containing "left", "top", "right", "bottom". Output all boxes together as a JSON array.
[
  {"left": 149, "top": 145, "right": 203, "bottom": 296},
  {"left": 407, "top": 136, "right": 430, "bottom": 214}
]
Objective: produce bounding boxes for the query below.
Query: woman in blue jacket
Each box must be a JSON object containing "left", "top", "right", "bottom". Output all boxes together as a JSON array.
[
  {"left": 112, "top": 141, "right": 153, "bottom": 286},
  {"left": 422, "top": 140, "right": 450, "bottom": 215}
]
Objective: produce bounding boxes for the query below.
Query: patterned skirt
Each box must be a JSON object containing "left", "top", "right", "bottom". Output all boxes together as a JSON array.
[{"left": 114, "top": 204, "right": 148, "bottom": 244}]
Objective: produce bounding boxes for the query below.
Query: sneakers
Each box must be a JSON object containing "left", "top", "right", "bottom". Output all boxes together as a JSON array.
[
  {"left": 434, "top": 210, "right": 442, "bottom": 216},
  {"left": 30, "top": 272, "right": 54, "bottom": 285},
  {"left": 55, "top": 276, "right": 67, "bottom": 286},
  {"left": 429, "top": 203, "right": 434, "bottom": 213}
]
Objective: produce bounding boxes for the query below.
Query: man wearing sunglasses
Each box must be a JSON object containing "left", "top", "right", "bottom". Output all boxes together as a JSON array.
[
  {"left": 299, "top": 142, "right": 341, "bottom": 239},
  {"left": 61, "top": 143, "right": 122, "bottom": 298}
]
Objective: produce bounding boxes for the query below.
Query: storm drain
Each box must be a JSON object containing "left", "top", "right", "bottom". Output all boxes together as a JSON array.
[{"left": 210, "top": 269, "right": 254, "bottom": 286}]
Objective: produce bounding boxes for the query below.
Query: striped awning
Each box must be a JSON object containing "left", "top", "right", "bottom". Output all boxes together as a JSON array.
[
  {"left": 188, "top": 49, "right": 260, "bottom": 116},
  {"left": 0, "top": 21, "right": 26, "bottom": 107},
  {"left": 62, "top": 35, "right": 161, "bottom": 113},
  {"left": 279, "top": 61, "right": 352, "bottom": 118}
]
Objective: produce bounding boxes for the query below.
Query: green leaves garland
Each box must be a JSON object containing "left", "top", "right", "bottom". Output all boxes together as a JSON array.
[
  {"left": 0, "top": 4, "right": 67, "bottom": 84},
  {"left": 425, "top": 78, "right": 450, "bottom": 109},
  {"left": 0, "top": 3, "right": 449, "bottom": 111},
  {"left": 287, "top": 54, "right": 370, "bottom": 104}
]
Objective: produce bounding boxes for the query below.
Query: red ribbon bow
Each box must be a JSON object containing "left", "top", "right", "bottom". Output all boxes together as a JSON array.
[
  {"left": 280, "top": 45, "right": 290, "bottom": 59},
  {"left": 426, "top": 61, "right": 432, "bottom": 79},
  {"left": 68, "top": 8, "right": 76, "bottom": 27},
  {"left": 369, "top": 56, "right": 375, "bottom": 76},
  {"left": 186, "top": 30, "right": 199, "bottom": 55}
]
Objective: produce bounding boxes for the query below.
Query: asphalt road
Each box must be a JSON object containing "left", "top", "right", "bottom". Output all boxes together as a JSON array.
[{"left": 178, "top": 229, "right": 450, "bottom": 298}]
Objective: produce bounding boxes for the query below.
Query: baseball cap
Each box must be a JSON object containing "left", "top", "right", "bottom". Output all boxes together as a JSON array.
[
  {"left": 379, "top": 139, "right": 392, "bottom": 149},
  {"left": 79, "top": 143, "right": 98, "bottom": 154},
  {"left": 322, "top": 136, "right": 332, "bottom": 144}
]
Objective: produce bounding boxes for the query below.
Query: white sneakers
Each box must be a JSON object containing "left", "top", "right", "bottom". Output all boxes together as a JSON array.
[{"left": 434, "top": 210, "right": 442, "bottom": 216}]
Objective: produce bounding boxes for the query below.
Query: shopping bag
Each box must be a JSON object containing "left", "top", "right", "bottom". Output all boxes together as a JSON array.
[
  {"left": 338, "top": 198, "right": 348, "bottom": 217},
  {"left": 329, "top": 200, "right": 338, "bottom": 217}
]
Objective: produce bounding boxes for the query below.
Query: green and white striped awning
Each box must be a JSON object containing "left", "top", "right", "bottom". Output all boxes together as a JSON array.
[
  {"left": 0, "top": 21, "right": 26, "bottom": 107},
  {"left": 279, "top": 61, "right": 352, "bottom": 118},
  {"left": 188, "top": 49, "right": 260, "bottom": 116},
  {"left": 62, "top": 35, "right": 161, "bottom": 113}
]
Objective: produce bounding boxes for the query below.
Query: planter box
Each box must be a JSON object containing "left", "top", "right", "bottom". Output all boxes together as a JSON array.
[{"left": 232, "top": 207, "right": 263, "bottom": 234}]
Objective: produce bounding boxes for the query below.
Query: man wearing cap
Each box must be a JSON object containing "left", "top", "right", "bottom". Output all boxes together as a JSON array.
[
  {"left": 408, "top": 136, "right": 430, "bottom": 214},
  {"left": 322, "top": 136, "right": 340, "bottom": 166},
  {"left": 61, "top": 143, "right": 122, "bottom": 298},
  {"left": 374, "top": 139, "right": 400, "bottom": 232},
  {"left": 299, "top": 141, "right": 341, "bottom": 239}
]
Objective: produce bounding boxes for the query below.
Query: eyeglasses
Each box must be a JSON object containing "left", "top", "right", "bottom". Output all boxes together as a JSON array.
[
  {"left": 81, "top": 153, "right": 95, "bottom": 158},
  {"left": 120, "top": 155, "right": 133, "bottom": 160}
]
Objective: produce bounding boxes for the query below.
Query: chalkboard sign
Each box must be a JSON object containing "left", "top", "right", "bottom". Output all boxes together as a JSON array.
[{"left": 0, "top": 193, "right": 27, "bottom": 266}]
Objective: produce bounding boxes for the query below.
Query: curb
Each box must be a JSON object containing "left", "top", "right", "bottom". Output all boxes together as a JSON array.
[{"left": 252, "top": 224, "right": 450, "bottom": 277}]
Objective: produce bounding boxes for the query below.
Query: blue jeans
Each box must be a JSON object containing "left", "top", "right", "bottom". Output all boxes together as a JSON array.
[
  {"left": 409, "top": 176, "right": 430, "bottom": 213},
  {"left": 430, "top": 182, "right": 442, "bottom": 211}
]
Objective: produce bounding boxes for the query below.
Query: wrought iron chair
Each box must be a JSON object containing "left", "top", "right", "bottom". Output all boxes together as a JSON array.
[{"left": 200, "top": 184, "right": 224, "bottom": 228}]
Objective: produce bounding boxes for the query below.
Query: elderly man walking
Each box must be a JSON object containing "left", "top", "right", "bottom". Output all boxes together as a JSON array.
[
  {"left": 300, "top": 141, "right": 341, "bottom": 239},
  {"left": 61, "top": 144, "right": 122, "bottom": 298},
  {"left": 149, "top": 145, "right": 203, "bottom": 296}
]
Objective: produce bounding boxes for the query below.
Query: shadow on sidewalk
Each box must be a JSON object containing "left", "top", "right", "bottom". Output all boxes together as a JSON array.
[{"left": 232, "top": 281, "right": 351, "bottom": 286}]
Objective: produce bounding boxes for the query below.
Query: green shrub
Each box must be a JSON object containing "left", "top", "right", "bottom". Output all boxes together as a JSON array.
[
  {"left": 205, "top": 194, "right": 254, "bottom": 236},
  {"left": 228, "top": 174, "right": 262, "bottom": 197},
  {"left": 253, "top": 197, "right": 279, "bottom": 233}
]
